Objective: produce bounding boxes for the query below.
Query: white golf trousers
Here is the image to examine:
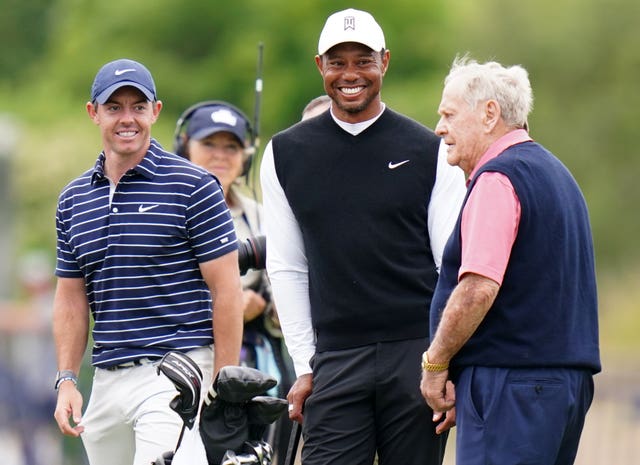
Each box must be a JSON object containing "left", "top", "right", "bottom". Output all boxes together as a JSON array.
[{"left": 80, "top": 346, "right": 213, "bottom": 465}]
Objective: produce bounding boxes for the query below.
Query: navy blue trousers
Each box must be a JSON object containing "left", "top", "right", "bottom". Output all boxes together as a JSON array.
[
  {"left": 301, "top": 338, "right": 447, "bottom": 465},
  {"left": 455, "top": 366, "right": 594, "bottom": 465}
]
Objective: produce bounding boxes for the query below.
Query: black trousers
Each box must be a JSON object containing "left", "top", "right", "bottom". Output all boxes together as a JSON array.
[{"left": 302, "top": 338, "right": 447, "bottom": 465}]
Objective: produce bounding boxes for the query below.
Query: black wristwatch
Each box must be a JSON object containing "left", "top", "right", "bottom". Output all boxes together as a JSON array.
[{"left": 54, "top": 370, "right": 78, "bottom": 391}]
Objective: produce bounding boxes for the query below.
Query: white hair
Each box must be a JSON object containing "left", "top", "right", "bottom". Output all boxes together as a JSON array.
[{"left": 445, "top": 54, "right": 533, "bottom": 129}]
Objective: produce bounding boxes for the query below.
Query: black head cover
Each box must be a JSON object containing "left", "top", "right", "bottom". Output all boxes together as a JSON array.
[
  {"left": 151, "top": 450, "right": 175, "bottom": 465},
  {"left": 246, "top": 396, "right": 288, "bottom": 440},
  {"left": 157, "top": 351, "right": 203, "bottom": 429},
  {"left": 199, "top": 366, "right": 285, "bottom": 464},
  {"left": 211, "top": 365, "right": 277, "bottom": 403}
]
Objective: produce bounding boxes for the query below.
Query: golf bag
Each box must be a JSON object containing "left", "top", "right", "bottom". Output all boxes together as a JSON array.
[{"left": 153, "top": 351, "right": 288, "bottom": 465}]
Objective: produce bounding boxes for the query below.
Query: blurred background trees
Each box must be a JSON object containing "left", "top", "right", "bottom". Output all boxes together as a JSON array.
[
  {"left": 2, "top": 0, "right": 638, "bottom": 273},
  {"left": 0, "top": 0, "right": 637, "bottom": 266}
]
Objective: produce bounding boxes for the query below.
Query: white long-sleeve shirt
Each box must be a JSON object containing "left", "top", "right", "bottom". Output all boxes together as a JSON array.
[{"left": 260, "top": 109, "right": 466, "bottom": 377}]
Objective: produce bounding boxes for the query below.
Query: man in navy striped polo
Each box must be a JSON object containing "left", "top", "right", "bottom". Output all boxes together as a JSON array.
[{"left": 51, "top": 58, "right": 244, "bottom": 465}]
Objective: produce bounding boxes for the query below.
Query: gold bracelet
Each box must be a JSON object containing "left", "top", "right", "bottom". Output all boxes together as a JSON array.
[{"left": 421, "top": 351, "right": 449, "bottom": 372}]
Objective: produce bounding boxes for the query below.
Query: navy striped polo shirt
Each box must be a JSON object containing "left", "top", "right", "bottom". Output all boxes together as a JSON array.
[{"left": 55, "top": 139, "right": 238, "bottom": 368}]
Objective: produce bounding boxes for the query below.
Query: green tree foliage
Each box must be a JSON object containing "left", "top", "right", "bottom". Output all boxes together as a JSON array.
[
  {"left": 0, "top": 0, "right": 638, "bottom": 278},
  {"left": 2, "top": 0, "right": 450, "bottom": 266},
  {"left": 0, "top": 0, "right": 54, "bottom": 83},
  {"left": 442, "top": 0, "right": 640, "bottom": 269}
]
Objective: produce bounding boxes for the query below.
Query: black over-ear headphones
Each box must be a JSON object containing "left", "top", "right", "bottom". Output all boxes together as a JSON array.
[{"left": 173, "top": 100, "right": 256, "bottom": 176}]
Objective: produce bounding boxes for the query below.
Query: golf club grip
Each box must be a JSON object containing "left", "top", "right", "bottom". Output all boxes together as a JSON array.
[{"left": 284, "top": 420, "right": 302, "bottom": 465}]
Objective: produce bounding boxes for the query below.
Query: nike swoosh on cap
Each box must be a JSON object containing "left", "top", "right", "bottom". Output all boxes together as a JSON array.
[
  {"left": 388, "top": 160, "right": 410, "bottom": 169},
  {"left": 114, "top": 68, "right": 136, "bottom": 76}
]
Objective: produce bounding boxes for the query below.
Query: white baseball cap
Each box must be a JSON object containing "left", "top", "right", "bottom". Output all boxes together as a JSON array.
[{"left": 317, "top": 8, "right": 386, "bottom": 55}]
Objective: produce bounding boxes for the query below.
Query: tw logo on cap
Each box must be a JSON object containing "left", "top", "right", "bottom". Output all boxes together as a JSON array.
[{"left": 344, "top": 16, "right": 355, "bottom": 31}]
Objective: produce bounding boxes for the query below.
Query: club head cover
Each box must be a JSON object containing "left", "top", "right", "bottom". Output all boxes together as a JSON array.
[
  {"left": 247, "top": 396, "right": 288, "bottom": 425},
  {"left": 246, "top": 395, "right": 287, "bottom": 442},
  {"left": 151, "top": 450, "right": 174, "bottom": 465},
  {"left": 199, "top": 366, "right": 279, "bottom": 464},
  {"left": 213, "top": 366, "right": 277, "bottom": 403},
  {"left": 199, "top": 394, "right": 248, "bottom": 465},
  {"left": 156, "top": 351, "right": 203, "bottom": 429}
]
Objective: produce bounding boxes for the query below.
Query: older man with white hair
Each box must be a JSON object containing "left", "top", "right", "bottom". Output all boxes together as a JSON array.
[{"left": 421, "top": 56, "right": 601, "bottom": 465}]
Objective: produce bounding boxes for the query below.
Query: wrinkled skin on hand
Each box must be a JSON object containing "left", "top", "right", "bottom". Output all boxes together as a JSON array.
[{"left": 420, "top": 369, "right": 456, "bottom": 434}]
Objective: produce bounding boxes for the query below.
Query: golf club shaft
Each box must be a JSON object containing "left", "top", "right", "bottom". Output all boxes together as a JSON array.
[{"left": 284, "top": 420, "right": 301, "bottom": 465}]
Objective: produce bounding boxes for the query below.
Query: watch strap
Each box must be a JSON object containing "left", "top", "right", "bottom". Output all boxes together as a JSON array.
[
  {"left": 55, "top": 370, "right": 78, "bottom": 391},
  {"left": 421, "top": 351, "right": 449, "bottom": 372}
]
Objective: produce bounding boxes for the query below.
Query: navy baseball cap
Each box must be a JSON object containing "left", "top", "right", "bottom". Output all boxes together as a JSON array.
[
  {"left": 91, "top": 59, "right": 157, "bottom": 104},
  {"left": 186, "top": 105, "right": 247, "bottom": 145}
]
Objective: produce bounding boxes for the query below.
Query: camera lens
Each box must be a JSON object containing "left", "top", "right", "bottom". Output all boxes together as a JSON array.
[{"left": 237, "top": 235, "right": 266, "bottom": 275}]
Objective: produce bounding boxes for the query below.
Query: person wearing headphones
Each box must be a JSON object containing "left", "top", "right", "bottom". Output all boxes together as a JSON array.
[{"left": 175, "top": 101, "right": 294, "bottom": 465}]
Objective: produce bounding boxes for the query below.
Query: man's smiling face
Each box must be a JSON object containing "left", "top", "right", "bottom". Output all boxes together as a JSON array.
[
  {"left": 88, "top": 86, "right": 161, "bottom": 159},
  {"left": 315, "top": 42, "right": 389, "bottom": 123}
]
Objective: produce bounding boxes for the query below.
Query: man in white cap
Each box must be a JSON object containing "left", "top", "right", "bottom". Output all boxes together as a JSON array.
[
  {"left": 261, "top": 8, "right": 465, "bottom": 465},
  {"left": 52, "top": 58, "right": 243, "bottom": 465}
]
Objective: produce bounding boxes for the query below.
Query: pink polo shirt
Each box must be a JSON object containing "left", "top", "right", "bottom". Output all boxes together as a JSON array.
[{"left": 459, "top": 129, "right": 532, "bottom": 285}]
